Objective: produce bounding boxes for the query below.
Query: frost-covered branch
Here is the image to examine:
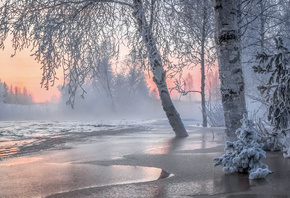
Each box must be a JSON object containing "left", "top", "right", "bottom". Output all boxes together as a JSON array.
[
  {"left": 0, "top": 0, "right": 137, "bottom": 107},
  {"left": 105, "top": 0, "right": 134, "bottom": 8},
  {"left": 253, "top": 37, "right": 290, "bottom": 158},
  {"left": 169, "top": 78, "right": 201, "bottom": 97}
]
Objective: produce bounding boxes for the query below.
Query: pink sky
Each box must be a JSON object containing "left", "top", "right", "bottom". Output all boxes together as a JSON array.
[
  {"left": 0, "top": 40, "right": 202, "bottom": 103},
  {"left": 0, "top": 42, "right": 62, "bottom": 103}
]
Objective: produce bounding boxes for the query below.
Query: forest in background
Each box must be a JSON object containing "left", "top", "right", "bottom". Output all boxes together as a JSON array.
[{"left": 0, "top": 80, "right": 34, "bottom": 105}]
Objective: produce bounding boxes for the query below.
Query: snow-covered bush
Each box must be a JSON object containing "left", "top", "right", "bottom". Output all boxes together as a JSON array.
[{"left": 213, "top": 114, "right": 272, "bottom": 179}]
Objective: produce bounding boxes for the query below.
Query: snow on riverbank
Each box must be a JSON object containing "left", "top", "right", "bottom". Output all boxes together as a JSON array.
[
  {"left": 0, "top": 118, "right": 202, "bottom": 159},
  {"left": 0, "top": 119, "right": 156, "bottom": 158}
]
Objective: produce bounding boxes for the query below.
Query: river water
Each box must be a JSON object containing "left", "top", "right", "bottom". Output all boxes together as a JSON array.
[{"left": 0, "top": 119, "right": 155, "bottom": 159}]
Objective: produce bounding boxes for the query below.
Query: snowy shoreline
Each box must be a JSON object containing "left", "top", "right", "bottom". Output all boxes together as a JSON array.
[
  {"left": 1, "top": 123, "right": 290, "bottom": 197},
  {"left": 0, "top": 120, "right": 156, "bottom": 160}
]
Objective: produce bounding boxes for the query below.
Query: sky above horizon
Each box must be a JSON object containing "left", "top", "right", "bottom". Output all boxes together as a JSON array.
[
  {"left": 0, "top": 40, "right": 202, "bottom": 103},
  {"left": 0, "top": 41, "right": 62, "bottom": 103}
]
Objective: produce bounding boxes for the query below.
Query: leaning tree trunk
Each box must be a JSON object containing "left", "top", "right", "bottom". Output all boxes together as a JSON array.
[
  {"left": 214, "top": 0, "right": 247, "bottom": 141},
  {"left": 133, "top": 0, "right": 188, "bottom": 137}
]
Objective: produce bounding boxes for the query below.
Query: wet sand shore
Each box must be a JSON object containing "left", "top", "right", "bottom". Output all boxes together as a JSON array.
[{"left": 1, "top": 124, "right": 290, "bottom": 198}]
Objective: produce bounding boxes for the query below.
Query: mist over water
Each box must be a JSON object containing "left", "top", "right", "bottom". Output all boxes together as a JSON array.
[
  {"left": 0, "top": 54, "right": 204, "bottom": 162},
  {"left": 0, "top": 56, "right": 203, "bottom": 122},
  {"left": 0, "top": 95, "right": 202, "bottom": 161},
  {"left": 0, "top": 97, "right": 202, "bottom": 122}
]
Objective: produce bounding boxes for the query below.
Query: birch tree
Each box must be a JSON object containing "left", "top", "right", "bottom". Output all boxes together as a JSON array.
[
  {"left": 0, "top": 0, "right": 188, "bottom": 136},
  {"left": 167, "top": 0, "right": 216, "bottom": 127},
  {"left": 214, "top": 0, "right": 247, "bottom": 141},
  {"left": 181, "top": 0, "right": 215, "bottom": 128}
]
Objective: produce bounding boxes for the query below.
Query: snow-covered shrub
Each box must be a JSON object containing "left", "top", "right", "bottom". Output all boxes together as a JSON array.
[{"left": 213, "top": 114, "right": 272, "bottom": 179}]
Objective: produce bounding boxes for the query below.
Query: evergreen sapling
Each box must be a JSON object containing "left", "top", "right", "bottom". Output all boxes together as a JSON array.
[{"left": 213, "top": 114, "right": 272, "bottom": 179}]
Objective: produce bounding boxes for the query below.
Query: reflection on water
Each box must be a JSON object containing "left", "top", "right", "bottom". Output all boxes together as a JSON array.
[
  {"left": 214, "top": 174, "right": 250, "bottom": 193},
  {"left": 110, "top": 165, "right": 173, "bottom": 183},
  {"left": 0, "top": 156, "right": 173, "bottom": 198},
  {"left": 143, "top": 134, "right": 252, "bottom": 197},
  {"left": 144, "top": 133, "right": 220, "bottom": 155},
  {"left": 0, "top": 138, "right": 42, "bottom": 159},
  {"left": 0, "top": 147, "right": 19, "bottom": 157},
  {"left": 0, "top": 156, "right": 42, "bottom": 166},
  {"left": 145, "top": 137, "right": 188, "bottom": 154}
]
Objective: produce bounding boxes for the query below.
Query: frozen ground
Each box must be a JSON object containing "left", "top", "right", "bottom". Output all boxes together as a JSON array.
[{"left": 0, "top": 120, "right": 290, "bottom": 197}]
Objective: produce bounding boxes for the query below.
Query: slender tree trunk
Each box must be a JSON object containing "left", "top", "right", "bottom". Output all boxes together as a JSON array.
[
  {"left": 201, "top": 3, "right": 207, "bottom": 127},
  {"left": 133, "top": 0, "right": 188, "bottom": 137},
  {"left": 105, "top": 71, "right": 116, "bottom": 112},
  {"left": 214, "top": 0, "right": 247, "bottom": 141},
  {"left": 200, "top": 54, "right": 207, "bottom": 128},
  {"left": 106, "top": 82, "right": 115, "bottom": 112},
  {"left": 259, "top": 0, "right": 265, "bottom": 53}
]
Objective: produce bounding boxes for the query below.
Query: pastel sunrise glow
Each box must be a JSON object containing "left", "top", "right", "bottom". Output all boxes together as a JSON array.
[
  {"left": 0, "top": 40, "right": 202, "bottom": 103},
  {"left": 0, "top": 41, "right": 62, "bottom": 103}
]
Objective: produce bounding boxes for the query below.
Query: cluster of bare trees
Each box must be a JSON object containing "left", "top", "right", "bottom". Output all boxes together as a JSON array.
[{"left": 58, "top": 54, "right": 151, "bottom": 113}]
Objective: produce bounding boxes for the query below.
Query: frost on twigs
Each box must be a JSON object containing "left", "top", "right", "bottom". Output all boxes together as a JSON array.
[
  {"left": 253, "top": 38, "right": 290, "bottom": 158},
  {"left": 213, "top": 114, "right": 272, "bottom": 179},
  {"left": 255, "top": 119, "right": 282, "bottom": 152}
]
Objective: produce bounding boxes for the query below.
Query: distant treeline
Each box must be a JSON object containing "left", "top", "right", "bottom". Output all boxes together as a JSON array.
[{"left": 0, "top": 80, "right": 34, "bottom": 105}]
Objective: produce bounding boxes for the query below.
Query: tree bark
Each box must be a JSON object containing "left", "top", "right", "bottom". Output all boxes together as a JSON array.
[
  {"left": 201, "top": 40, "right": 207, "bottom": 127},
  {"left": 133, "top": 0, "right": 188, "bottom": 137},
  {"left": 214, "top": 0, "right": 247, "bottom": 141},
  {"left": 201, "top": 3, "right": 208, "bottom": 128},
  {"left": 259, "top": 0, "right": 265, "bottom": 53}
]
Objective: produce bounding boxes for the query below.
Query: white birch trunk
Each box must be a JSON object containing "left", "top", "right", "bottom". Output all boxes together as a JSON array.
[
  {"left": 133, "top": 0, "right": 188, "bottom": 137},
  {"left": 214, "top": 0, "right": 247, "bottom": 141}
]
